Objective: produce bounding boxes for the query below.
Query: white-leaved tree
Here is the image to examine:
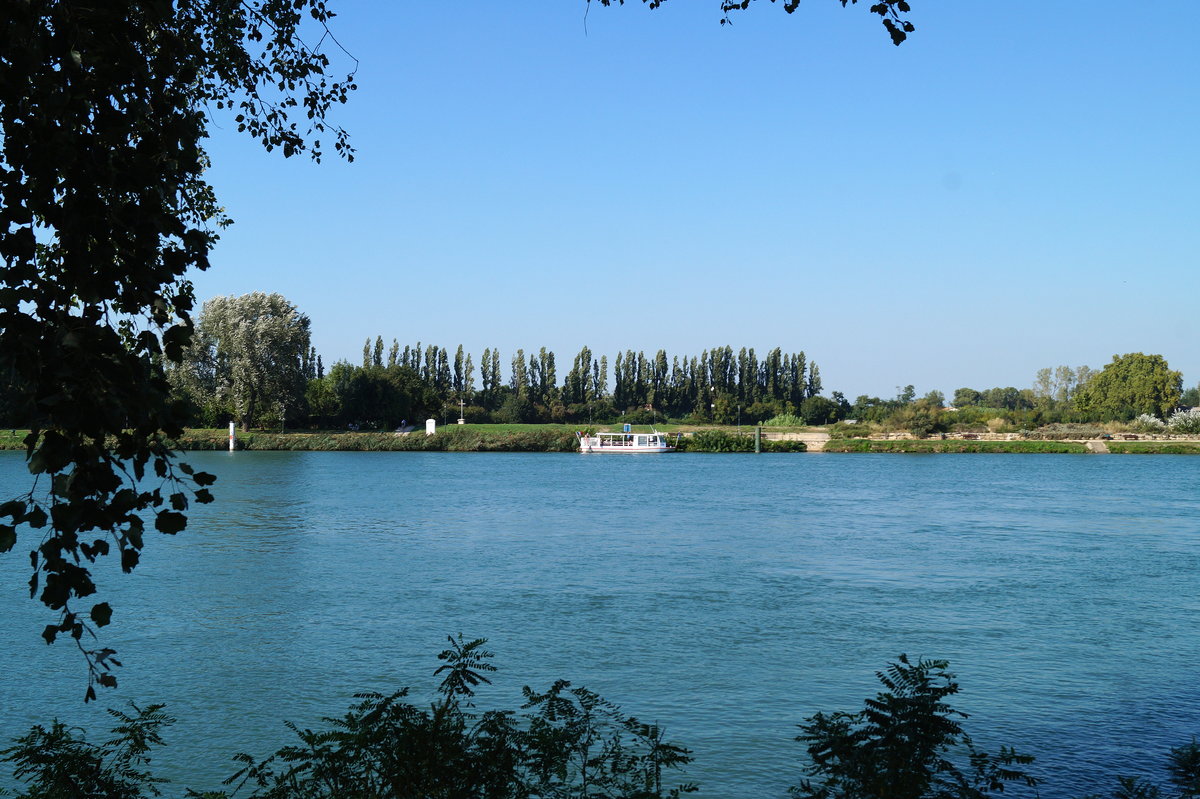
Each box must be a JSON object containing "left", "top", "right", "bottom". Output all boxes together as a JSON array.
[{"left": 177, "top": 293, "right": 312, "bottom": 430}]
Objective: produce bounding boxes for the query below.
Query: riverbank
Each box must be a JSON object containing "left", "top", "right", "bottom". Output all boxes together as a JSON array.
[
  {"left": 823, "top": 439, "right": 1091, "bottom": 453},
  {"left": 824, "top": 437, "right": 1200, "bottom": 454},
  {"left": 4, "top": 427, "right": 1199, "bottom": 454},
  {"left": 160, "top": 426, "right": 809, "bottom": 453}
]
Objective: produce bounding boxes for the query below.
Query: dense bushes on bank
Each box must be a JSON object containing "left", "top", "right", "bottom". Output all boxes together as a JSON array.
[
  {"left": 823, "top": 439, "right": 1091, "bottom": 454},
  {"left": 675, "top": 430, "right": 806, "bottom": 453}
]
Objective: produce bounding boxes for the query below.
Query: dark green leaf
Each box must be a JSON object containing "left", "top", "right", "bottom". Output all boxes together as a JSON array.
[
  {"left": 155, "top": 511, "right": 187, "bottom": 534},
  {"left": 23, "top": 506, "right": 47, "bottom": 528},
  {"left": 90, "top": 602, "right": 113, "bottom": 627}
]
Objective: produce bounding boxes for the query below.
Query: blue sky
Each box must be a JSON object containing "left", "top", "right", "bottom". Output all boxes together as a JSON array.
[{"left": 194, "top": 1, "right": 1199, "bottom": 400}]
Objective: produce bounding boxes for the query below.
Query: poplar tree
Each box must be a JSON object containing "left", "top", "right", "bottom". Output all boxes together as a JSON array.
[
  {"left": 463, "top": 354, "right": 476, "bottom": 399},
  {"left": 596, "top": 357, "right": 609, "bottom": 401},
  {"left": 454, "top": 345, "right": 466, "bottom": 395},
  {"left": 481, "top": 348, "right": 494, "bottom": 398},
  {"left": 511, "top": 349, "right": 529, "bottom": 398}
]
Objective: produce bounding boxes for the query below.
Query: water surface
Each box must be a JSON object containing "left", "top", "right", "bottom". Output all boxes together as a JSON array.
[{"left": 1, "top": 452, "right": 1197, "bottom": 797}]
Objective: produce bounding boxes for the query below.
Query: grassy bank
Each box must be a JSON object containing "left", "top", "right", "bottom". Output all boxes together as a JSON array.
[
  {"left": 175, "top": 427, "right": 583, "bottom": 452},
  {"left": 173, "top": 427, "right": 806, "bottom": 453},
  {"left": 1106, "top": 441, "right": 1200, "bottom": 455},
  {"left": 822, "top": 438, "right": 1091, "bottom": 454},
  {"left": 2, "top": 426, "right": 803, "bottom": 454},
  {"left": 7, "top": 428, "right": 1197, "bottom": 455}
]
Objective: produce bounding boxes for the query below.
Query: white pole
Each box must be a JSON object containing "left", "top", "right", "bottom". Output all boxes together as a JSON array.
[{"left": 228, "top": 421, "right": 235, "bottom": 452}]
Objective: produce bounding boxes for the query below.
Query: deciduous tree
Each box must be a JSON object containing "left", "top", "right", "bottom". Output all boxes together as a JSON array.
[
  {"left": 1074, "top": 353, "right": 1182, "bottom": 420},
  {"left": 181, "top": 293, "right": 313, "bottom": 430},
  {"left": 0, "top": 0, "right": 354, "bottom": 697}
]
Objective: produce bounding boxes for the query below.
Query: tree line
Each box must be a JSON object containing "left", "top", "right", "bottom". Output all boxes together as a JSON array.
[
  {"left": 3, "top": 293, "right": 1193, "bottom": 437},
  {"left": 838, "top": 354, "right": 1195, "bottom": 437},
  {"left": 126, "top": 293, "right": 838, "bottom": 431}
]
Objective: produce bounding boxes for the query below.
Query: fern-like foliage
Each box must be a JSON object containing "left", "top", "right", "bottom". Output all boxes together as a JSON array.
[{"left": 791, "top": 654, "right": 1039, "bottom": 799}]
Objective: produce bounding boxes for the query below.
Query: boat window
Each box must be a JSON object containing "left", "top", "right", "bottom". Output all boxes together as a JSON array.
[{"left": 637, "top": 436, "right": 647, "bottom": 446}]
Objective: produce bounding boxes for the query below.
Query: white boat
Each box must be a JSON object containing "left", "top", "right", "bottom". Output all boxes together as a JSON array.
[{"left": 576, "top": 429, "right": 677, "bottom": 454}]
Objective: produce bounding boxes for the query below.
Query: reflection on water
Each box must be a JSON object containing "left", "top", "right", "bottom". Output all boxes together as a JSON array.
[{"left": 1, "top": 451, "right": 1198, "bottom": 798}]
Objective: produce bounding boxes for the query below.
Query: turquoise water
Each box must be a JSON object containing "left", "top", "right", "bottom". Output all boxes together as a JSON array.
[{"left": 1, "top": 451, "right": 1198, "bottom": 797}]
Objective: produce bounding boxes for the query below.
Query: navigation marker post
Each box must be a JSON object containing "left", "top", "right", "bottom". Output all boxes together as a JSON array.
[{"left": 228, "top": 421, "right": 236, "bottom": 452}]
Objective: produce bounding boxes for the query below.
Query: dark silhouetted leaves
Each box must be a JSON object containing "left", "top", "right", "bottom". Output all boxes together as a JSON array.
[
  {"left": 593, "top": 0, "right": 915, "bottom": 43},
  {"left": 154, "top": 511, "right": 187, "bottom": 535},
  {"left": 90, "top": 602, "right": 113, "bottom": 627},
  {"left": 2, "top": 0, "right": 354, "bottom": 700}
]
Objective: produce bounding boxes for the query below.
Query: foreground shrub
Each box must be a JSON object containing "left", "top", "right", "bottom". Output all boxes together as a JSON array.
[
  {"left": 6, "top": 650, "right": 1199, "bottom": 799},
  {"left": 2, "top": 637, "right": 695, "bottom": 799},
  {"left": 792, "top": 655, "right": 1038, "bottom": 799},
  {"left": 0, "top": 703, "right": 174, "bottom": 799},
  {"left": 224, "top": 636, "right": 696, "bottom": 799}
]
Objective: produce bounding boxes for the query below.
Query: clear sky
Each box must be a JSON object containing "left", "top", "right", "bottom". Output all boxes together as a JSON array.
[{"left": 193, "top": 1, "right": 1199, "bottom": 400}]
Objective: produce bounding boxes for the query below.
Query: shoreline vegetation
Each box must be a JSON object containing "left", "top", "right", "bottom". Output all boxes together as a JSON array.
[
  {"left": 5, "top": 643, "right": 1199, "bottom": 799},
  {"left": 4, "top": 426, "right": 1200, "bottom": 454}
]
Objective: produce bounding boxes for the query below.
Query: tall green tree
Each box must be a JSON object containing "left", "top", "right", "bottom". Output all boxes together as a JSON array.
[
  {"left": 511, "top": 349, "right": 529, "bottom": 399},
  {"left": 952, "top": 388, "right": 981, "bottom": 407},
  {"left": 180, "top": 293, "right": 312, "bottom": 430},
  {"left": 806, "top": 363, "right": 822, "bottom": 399},
  {"left": 1075, "top": 353, "right": 1183, "bottom": 420},
  {"left": 565, "top": 346, "right": 594, "bottom": 405},
  {"left": 463, "top": 353, "right": 476, "bottom": 400}
]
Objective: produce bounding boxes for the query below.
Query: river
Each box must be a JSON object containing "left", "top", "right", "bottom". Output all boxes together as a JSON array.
[{"left": 1, "top": 451, "right": 1198, "bottom": 797}]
